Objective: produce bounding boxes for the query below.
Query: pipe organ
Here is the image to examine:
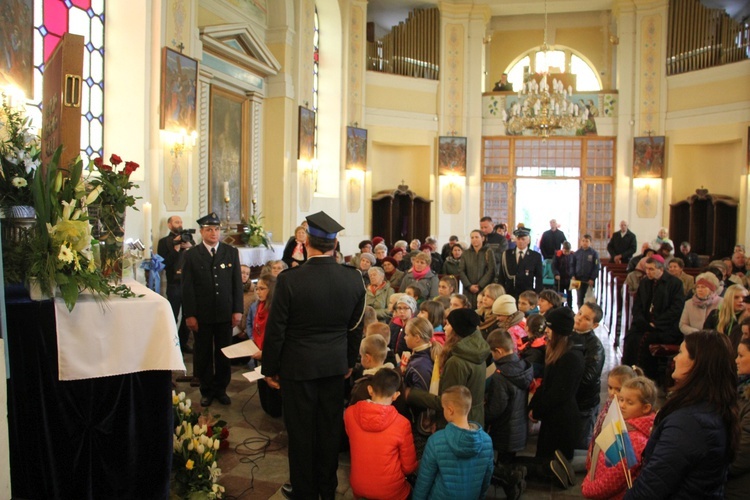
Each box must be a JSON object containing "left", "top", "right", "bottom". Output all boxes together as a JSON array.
[{"left": 366, "top": 7, "right": 440, "bottom": 81}]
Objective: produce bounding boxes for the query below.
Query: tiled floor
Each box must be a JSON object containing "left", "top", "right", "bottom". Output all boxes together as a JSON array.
[{"left": 174, "top": 321, "right": 620, "bottom": 499}]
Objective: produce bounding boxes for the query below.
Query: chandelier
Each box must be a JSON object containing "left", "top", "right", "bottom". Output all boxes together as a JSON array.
[{"left": 507, "top": 0, "right": 584, "bottom": 138}]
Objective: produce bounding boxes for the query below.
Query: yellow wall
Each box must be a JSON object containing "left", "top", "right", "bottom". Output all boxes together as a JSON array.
[
  {"left": 366, "top": 86, "right": 437, "bottom": 115},
  {"left": 671, "top": 141, "right": 744, "bottom": 202},
  {"left": 370, "top": 144, "right": 431, "bottom": 198},
  {"left": 198, "top": 6, "right": 230, "bottom": 25},
  {"left": 668, "top": 75, "right": 750, "bottom": 112}
]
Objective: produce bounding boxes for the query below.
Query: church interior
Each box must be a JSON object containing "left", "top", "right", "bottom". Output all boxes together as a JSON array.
[{"left": 0, "top": 0, "right": 749, "bottom": 497}]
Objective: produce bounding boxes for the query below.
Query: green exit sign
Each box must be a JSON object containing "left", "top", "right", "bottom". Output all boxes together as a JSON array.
[{"left": 541, "top": 169, "right": 556, "bottom": 177}]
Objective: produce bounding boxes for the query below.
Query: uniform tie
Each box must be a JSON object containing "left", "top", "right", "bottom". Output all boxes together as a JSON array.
[
  {"left": 517, "top": 250, "right": 524, "bottom": 264},
  {"left": 211, "top": 247, "right": 216, "bottom": 259}
]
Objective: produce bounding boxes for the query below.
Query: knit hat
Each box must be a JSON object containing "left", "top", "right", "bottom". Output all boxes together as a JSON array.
[
  {"left": 446, "top": 308, "right": 481, "bottom": 337},
  {"left": 382, "top": 256, "right": 398, "bottom": 268},
  {"left": 360, "top": 253, "right": 376, "bottom": 265},
  {"left": 372, "top": 236, "right": 385, "bottom": 247},
  {"left": 390, "top": 247, "right": 406, "bottom": 257},
  {"left": 358, "top": 239, "right": 373, "bottom": 250},
  {"left": 492, "top": 295, "right": 517, "bottom": 316},
  {"left": 396, "top": 295, "right": 417, "bottom": 316},
  {"left": 694, "top": 272, "right": 719, "bottom": 292},
  {"left": 544, "top": 307, "right": 575, "bottom": 336}
]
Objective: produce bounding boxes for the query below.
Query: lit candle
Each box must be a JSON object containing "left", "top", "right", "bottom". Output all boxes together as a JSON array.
[
  {"left": 143, "top": 202, "right": 152, "bottom": 257},
  {"left": 223, "top": 181, "right": 230, "bottom": 202}
]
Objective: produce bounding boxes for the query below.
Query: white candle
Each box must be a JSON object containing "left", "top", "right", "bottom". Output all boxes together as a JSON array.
[
  {"left": 223, "top": 181, "right": 230, "bottom": 201},
  {"left": 143, "top": 202, "right": 152, "bottom": 257}
]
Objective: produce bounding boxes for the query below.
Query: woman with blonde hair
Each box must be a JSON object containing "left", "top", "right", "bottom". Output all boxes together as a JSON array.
[
  {"left": 704, "top": 283, "right": 748, "bottom": 350},
  {"left": 400, "top": 251, "right": 439, "bottom": 300},
  {"left": 281, "top": 225, "right": 307, "bottom": 267}
]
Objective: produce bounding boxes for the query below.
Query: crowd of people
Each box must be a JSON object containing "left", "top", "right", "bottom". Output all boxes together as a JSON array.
[{"left": 159, "top": 212, "right": 750, "bottom": 499}]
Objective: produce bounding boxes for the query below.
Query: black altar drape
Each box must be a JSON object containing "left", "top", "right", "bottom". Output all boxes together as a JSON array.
[{"left": 5, "top": 286, "right": 173, "bottom": 499}]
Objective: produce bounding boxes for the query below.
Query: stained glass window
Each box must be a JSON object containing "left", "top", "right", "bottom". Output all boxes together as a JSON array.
[
  {"left": 312, "top": 6, "right": 319, "bottom": 159},
  {"left": 29, "top": 0, "right": 105, "bottom": 164}
]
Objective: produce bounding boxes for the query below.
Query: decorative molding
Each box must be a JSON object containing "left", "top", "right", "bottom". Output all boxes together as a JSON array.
[
  {"left": 666, "top": 101, "right": 750, "bottom": 131},
  {"left": 248, "top": 92, "right": 263, "bottom": 214},
  {"left": 668, "top": 60, "right": 750, "bottom": 88},
  {"left": 365, "top": 107, "right": 439, "bottom": 132},
  {"left": 365, "top": 71, "right": 440, "bottom": 93},
  {"left": 199, "top": 24, "right": 281, "bottom": 77},
  {"left": 444, "top": 23, "right": 465, "bottom": 136},
  {"left": 198, "top": 72, "right": 213, "bottom": 216},
  {"left": 348, "top": 4, "right": 365, "bottom": 126},
  {"left": 638, "top": 14, "right": 661, "bottom": 136}
]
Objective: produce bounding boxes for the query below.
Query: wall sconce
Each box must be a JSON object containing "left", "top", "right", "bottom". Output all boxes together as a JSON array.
[
  {"left": 164, "top": 128, "right": 197, "bottom": 157},
  {"left": 299, "top": 159, "right": 318, "bottom": 211},
  {"left": 346, "top": 169, "right": 364, "bottom": 213},
  {"left": 440, "top": 174, "right": 463, "bottom": 215}
]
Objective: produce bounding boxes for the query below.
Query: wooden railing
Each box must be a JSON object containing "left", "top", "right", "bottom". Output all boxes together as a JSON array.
[{"left": 667, "top": 0, "right": 749, "bottom": 76}]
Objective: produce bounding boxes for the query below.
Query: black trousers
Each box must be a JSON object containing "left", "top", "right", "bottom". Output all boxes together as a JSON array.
[
  {"left": 282, "top": 375, "right": 345, "bottom": 500},
  {"left": 166, "top": 283, "right": 190, "bottom": 348},
  {"left": 194, "top": 321, "right": 232, "bottom": 397}
]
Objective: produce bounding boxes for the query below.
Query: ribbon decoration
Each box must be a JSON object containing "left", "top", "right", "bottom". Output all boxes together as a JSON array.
[{"left": 140, "top": 253, "right": 165, "bottom": 292}]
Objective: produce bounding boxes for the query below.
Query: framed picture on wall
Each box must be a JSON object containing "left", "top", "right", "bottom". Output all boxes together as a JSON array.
[
  {"left": 0, "top": 0, "right": 33, "bottom": 97},
  {"left": 298, "top": 106, "right": 316, "bottom": 161},
  {"left": 160, "top": 47, "right": 198, "bottom": 130},
  {"left": 438, "top": 136, "right": 467, "bottom": 176},
  {"left": 209, "top": 87, "right": 249, "bottom": 223},
  {"left": 633, "top": 136, "right": 666, "bottom": 178},
  {"left": 345, "top": 126, "right": 367, "bottom": 170}
]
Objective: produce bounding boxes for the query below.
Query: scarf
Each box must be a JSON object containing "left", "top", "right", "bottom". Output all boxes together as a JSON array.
[
  {"left": 292, "top": 242, "right": 304, "bottom": 261},
  {"left": 411, "top": 266, "right": 429, "bottom": 280},
  {"left": 690, "top": 292, "right": 719, "bottom": 309},
  {"left": 368, "top": 281, "right": 386, "bottom": 295},
  {"left": 253, "top": 301, "right": 269, "bottom": 350}
]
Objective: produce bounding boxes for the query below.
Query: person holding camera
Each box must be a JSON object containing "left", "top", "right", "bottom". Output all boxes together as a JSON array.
[{"left": 158, "top": 215, "right": 195, "bottom": 353}]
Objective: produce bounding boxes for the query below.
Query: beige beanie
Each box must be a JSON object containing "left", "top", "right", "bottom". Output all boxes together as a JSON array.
[{"left": 492, "top": 294, "right": 517, "bottom": 316}]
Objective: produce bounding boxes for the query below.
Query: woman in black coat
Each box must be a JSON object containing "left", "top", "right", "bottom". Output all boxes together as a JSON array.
[{"left": 528, "top": 307, "right": 584, "bottom": 461}]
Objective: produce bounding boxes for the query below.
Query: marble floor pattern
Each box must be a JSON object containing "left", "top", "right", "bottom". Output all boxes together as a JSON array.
[{"left": 174, "top": 320, "right": 622, "bottom": 499}]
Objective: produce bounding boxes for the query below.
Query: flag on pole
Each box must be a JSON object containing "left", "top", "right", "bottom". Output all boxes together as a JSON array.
[{"left": 595, "top": 401, "right": 638, "bottom": 468}]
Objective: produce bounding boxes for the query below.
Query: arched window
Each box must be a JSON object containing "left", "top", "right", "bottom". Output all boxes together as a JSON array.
[
  {"left": 312, "top": 7, "right": 320, "bottom": 159},
  {"left": 31, "top": 0, "right": 105, "bottom": 163},
  {"left": 505, "top": 47, "right": 602, "bottom": 92}
]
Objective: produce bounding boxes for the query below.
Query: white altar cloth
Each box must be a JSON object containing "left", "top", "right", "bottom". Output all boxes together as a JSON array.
[
  {"left": 55, "top": 280, "right": 186, "bottom": 381},
  {"left": 236, "top": 243, "right": 284, "bottom": 267}
]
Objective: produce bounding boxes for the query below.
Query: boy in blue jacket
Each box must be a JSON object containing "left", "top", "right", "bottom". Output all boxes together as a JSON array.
[
  {"left": 413, "top": 385, "right": 494, "bottom": 500},
  {"left": 571, "top": 234, "right": 600, "bottom": 309}
]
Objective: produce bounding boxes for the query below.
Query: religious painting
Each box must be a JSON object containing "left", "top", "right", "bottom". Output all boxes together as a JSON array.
[
  {"left": 160, "top": 47, "right": 198, "bottom": 130},
  {"left": 298, "top": 106, "right": 315, "bottom": 161},
  {"left": 633, "top": 136, "right": 665, "bottom": 178},
  {"left": 0, "top": 0, "right": 33, "bottom": 96},
  {"left": 209, "top": 88, "right": 247, "bottom": 223},
  {"left": 346, "top": 126, "right": 367, "bottom": 171},
  {"left": 438, "top": 136, "right": 467, "bottom": 176}
]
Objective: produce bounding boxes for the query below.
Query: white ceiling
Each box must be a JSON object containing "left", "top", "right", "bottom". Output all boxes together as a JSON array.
[{"left": 366, "top": 0, "right": 749, "bottom": 32}]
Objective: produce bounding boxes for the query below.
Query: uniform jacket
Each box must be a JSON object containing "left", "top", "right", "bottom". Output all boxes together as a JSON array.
[
  {"left": 181, "top": 243, "right": 243, "bottom": 324},
  {"left": 574, "top": 330, "right": 606, "bottom": 411},
  {"left": 412, "top": 422, "right": 494, "bottom": 500},
  {"left": 261, "top": 256, "right": 366, "bottom": 380},
  {"left": 607, "top": 230, "right": 637, "bottom": 263},
  {"left": 726, "top": 382, "right": 750, "bottom": 499},
  {"left": 344, "top": 400, "right": 418, "bottom": 500},
  {"left": 630, "top": 271, "right": 685, "bottom": 342},
  {"left": 366, "top": 282, "right": 394, "bottom": 321},
  {"left": 581, "top": 413, "right": 655, "bottom": 500},
  {"left": 485, "top": 353, "right": 533, "bottom": 453},
  {"left": 573, "top": 247, "right": 600, "bottom": 282},
  {"left": 624, "top": 403, "right": 730, "bottom": 500},
  {"left": 498, "top": 248, "right": 544, "bottom": 298},
  {"left": 528, "top": 344, "right": 585, "bottom": 459},
  {"left": 408, "top": 330, "right": 491, "bottom": 427}
]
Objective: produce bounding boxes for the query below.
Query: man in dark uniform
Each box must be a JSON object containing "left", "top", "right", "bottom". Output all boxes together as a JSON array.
[
  {"left": 538, "top": 219, "right": 567, "bottom": 260},
  {"left": 262, "top": 211, "right": 366, "bottom": 500},
  {"left": 157, "top": 215, "right": 194, "bottom": 353},
  {"left": 607, "top": 220, "right": 638, "bottom": 264},
  {"left": 181, "top": 212, "right": 243, "bottom": 407},
  {"left": 498, "top": 227, "right": 544, "bottom": 299}
]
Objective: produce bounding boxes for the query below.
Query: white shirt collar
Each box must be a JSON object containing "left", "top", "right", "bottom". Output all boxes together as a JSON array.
[{"left": 203, "top": 242, "right": 219, "bottom": 253}]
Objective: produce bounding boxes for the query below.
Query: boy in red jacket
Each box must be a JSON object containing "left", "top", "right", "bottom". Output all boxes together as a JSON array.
[{"left": 344, "top": 368, "right": 418, "bottom": 500}]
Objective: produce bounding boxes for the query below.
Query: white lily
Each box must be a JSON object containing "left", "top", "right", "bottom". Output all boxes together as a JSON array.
[
  {"left": 61, "top": 200, "right": 73, "bottom": 221},
  {"left": 85, "top": 185, "right": 103, "bottom": 205}
]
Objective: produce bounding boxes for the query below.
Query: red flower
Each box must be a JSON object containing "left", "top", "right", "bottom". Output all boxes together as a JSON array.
[
  {"left": 110, "top": 154, "right": 122, "bottom": 166},
  {"left": 123, "top": 161, "right": 139, "bottom": 176},
  {"left": 207, "top": 427, "right": 214, "bottom": 437},
  {"left": 220, "top": 427, "right": 229, "bottom": 439},
  {"left": 93, "top": 157, "right": 103, "bottom": 168},
  {"left": 100, "top": 163, "right": 113, "bottom": 172}
]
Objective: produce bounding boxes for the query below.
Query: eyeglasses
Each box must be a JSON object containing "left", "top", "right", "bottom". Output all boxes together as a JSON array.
[{"left": 395, "top": 306, "right": 411, "bottom": 311}]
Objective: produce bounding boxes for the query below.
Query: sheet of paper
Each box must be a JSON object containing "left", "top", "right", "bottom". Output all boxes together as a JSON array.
[
  {"left": 242, "top": 365, "right": 265, "bottom": 383},
  {"left": 221, "top": 339, "right": 259, "bottom": 358}
]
